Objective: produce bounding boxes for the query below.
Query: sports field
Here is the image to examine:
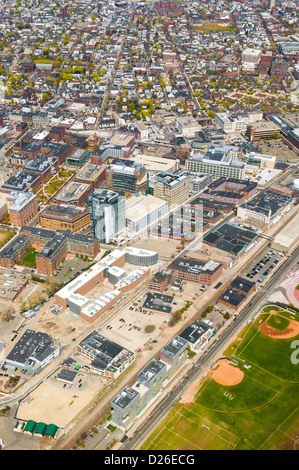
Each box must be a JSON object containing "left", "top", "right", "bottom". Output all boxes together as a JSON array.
[{"left": 141, "top": 307, "right": 299, "bottom": 450}]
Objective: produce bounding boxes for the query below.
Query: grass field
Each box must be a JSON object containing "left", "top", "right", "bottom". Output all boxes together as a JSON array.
[
  {"left": 0, "top": 229, "right": 15, "bottom": 249},
  {"left": 141, "top": 307, "right": 299, "bottom": 450},
  {"left": 192, "top": 22, "right": 229, "bottom": 33},
  {"left": 22, "top": 247, "right": 38, "bottom": 267}
]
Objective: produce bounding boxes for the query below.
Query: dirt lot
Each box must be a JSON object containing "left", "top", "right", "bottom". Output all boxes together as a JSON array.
[
  {"left": 132, "top": 237, "right": 181, "bottom": 260},
  {"left": 16, "top": 371, "right": 106, "bottom": 428}
]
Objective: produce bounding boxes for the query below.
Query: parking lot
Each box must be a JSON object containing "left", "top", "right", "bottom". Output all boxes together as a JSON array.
[
  {"left": 255, "top": 139, "right": 298, "bottom": 162},
  {"left": 99, "top": 293, "right": 171, "bottom": 352},
  {"left": 54, "top": 256, "right": 94, "bottom": 283},
  {"left": 244, "top": 248, "right": 283, "bottom": 284}
]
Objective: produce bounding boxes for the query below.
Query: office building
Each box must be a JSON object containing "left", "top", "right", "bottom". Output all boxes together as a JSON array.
[
  {"left": 168, "top": 258, "right": 223, "bottom": 285},
  {"left": 87, "top": 188, "right": 126, "bottom": 243},
  {"left": 147, "top": 172, "right": 190, "bottom": 208},
  {"left": 126, "top": 193, "right": 168, "bottom": 234},
  {"left": 186, "top": 149, "right": 245, "bottom": 179},
  {"left": 106, "top": 158, "right": 147, "bottom": 193}
]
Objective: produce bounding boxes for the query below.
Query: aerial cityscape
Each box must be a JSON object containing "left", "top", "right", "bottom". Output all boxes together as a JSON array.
[{"left": 0, "top": 0, "right": 298, "bottom": 456}]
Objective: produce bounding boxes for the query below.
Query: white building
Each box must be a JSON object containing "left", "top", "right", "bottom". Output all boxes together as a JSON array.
[
  {"left": 215, "top": 111, "right": 263, "bottom": 133},
  {"left": 126, "top": 194, "right": 168, "bottom": 234}
]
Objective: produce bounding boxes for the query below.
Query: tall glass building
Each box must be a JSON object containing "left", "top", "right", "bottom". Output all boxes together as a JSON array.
[{"left": 86, "top": 189, "right": 125, "bottom": 243}]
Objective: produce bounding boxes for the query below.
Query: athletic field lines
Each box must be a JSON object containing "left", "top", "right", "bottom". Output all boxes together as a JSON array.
[
  {"left": 177, "top": 405, "right": 240, "bottom": 449},
  {"left": 237, "top": 353, "right": 299, "bottom": 384},
  {"left": 257, "top": 407, "right": 299, "bottom": 450},
  {"left": 233, "top": 317, "right": 263, "bottom": 356},
  {"left": 193, "top": 376, "right": 213, "bottom": 403},
  {"left": 145, "top": 406, "right": 240, "bottom": 450},
  {"left": 235, "top": 327, "right": 260, "bottom": 358},
  {"left": 258, "top": 406, "right": 299, "bottom": 450}
]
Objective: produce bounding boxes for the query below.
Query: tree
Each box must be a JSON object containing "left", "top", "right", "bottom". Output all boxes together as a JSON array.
[{"left": 1, "top": 306, "right": 15, "bottom": 322}]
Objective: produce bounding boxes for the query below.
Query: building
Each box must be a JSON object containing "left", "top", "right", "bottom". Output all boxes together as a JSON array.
[
  {"left": 186, "top": 149, "right": 245, "bottom": 179},
  {"left": 66, "top": 148, "right": 90, "bottom": 168},
  {"left": 39, "top": 204, "right": 91, "bottom": 232},
  {"left": 75, "top": 163, "right": 106, "bottom": 191},
  {"left": 126, "top": 193, "right": 168, "bottom": 234},
  {"left": 23, "top": 154, "right": 59, "bottom": 183},
  {"left": 242, "top": 152, "right": 276, "bottom": 169},
  {"left": 149, "top": 271, "right": 173, "bottom": 292},
  {"left": 109, "top": 131, "right": 135, "bottom": 150},
  {"left": 77, "top": 331, "right": 134, "bottom": 379},
  {"left": 246, "top": 121, "right": 280, "bottom": 142},
  {"left": 237, "top": 189, "right": 294, "bottom": 225},
  {"left": 147, "top": 172, "right": 190, "bottom": 208},
  {"left": 191, "top": 127, "right": 227, "bottom": 151},
  {"left": 87, "top": 188, "right": 126, "bottom": 243},
  {"left": 167, "top": 258, "right": 223, "bottom": 285},
  {"left": 5, "top": 329, "right": 59, "bottom": 374},
  {"left": 215, "top": 111, "right": 262, "bottom": 133},
  {"left": 55, "top": 182, "right": 91, "bottom": 206},
  {"left": 189, "top": 174, "right": 213, "bottom": 194},
  {"left": 201, "top": 177, "right": 257, "bottom": 206},
  {"left": 217, "top": 289, "right": 246, "bottom": 311},
  {"left": 106, "top": 158, "right": 147, "bottom": 193},
  {"left": 90, "top": 143, "right": 131, "bottom": 165},
  {"left": 241, "top": 48, "right": 262, "bottom": 68},
  {"left": 35, "top": 230, "right": 99, "bottom": 276},
  {"left": 0, "top": 171, "right": 40, "bottom": 194},
  {"left": 0, "top": 269, "right": 29, "bottom": 302},
  {"left": 123, "top": 246, "right": 158, "bottom": 266},
  {"left": 174, "top": 116, "right": 202, "bottom": 137},
  {"left": 7, "top": 191, "right": 38, "bottom": 228},
  {"left": 179, "top": 319, "right": 214, "bottom": 351},
  {"left": 130, "top": 154, "right": 179, "bottom": 175},
  {"left": 203, "top": 222, "right": 258, "bottom": 257},
  {"left": 0, "top": 234, "right": 31, "bottom": 268},
  {"left": 19, "top": 226, "right": 99, "bottom": 275},
  {"left": 116, "top": 266, "right": 151, "bottom": 293},
  {"left": 54, "top": 250, "right": 126, "bottom": 321},
  {"left": 111, "top": 336, "right": 189, "bottom": 427}
]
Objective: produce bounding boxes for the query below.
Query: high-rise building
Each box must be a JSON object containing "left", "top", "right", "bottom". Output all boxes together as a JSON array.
[
  {"left": 147, "top": 172, "right": 190, "bottom": 208},
  {"left": 87, "top": 189, "right": 126, "bottom": 243}
]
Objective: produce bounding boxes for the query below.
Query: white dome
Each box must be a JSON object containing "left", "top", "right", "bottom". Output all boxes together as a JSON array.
[{"left": 293, "top": 179, "right": 299, "bottom": 190}]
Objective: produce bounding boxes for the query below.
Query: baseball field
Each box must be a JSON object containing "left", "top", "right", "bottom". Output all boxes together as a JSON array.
[{"left": 141, "top": 307, "right": 299, "bottom": 450}]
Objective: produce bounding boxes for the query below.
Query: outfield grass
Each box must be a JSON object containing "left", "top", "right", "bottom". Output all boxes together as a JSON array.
[
  {"left": 141, "top": 309, "right": 299, "bottom": 450},
  {"left": 234, "top": 310, "right": 299, "bottom": 382}
]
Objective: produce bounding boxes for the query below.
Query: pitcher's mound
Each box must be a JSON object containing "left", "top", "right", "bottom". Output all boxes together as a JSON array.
[{"left": 211, "top": 359, "right": 244, "bottom": 386}]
